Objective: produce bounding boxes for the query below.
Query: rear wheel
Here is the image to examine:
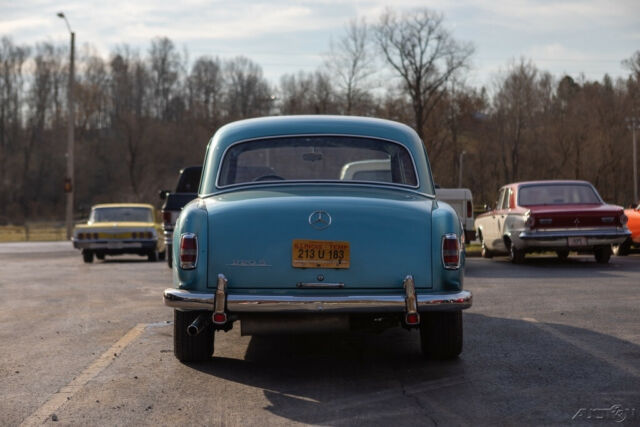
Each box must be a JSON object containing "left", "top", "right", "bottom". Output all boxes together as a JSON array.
[
  {"left": 174, "top": 310, "right": 214, "bottom": 362},
  {"left": 420, "top": 311, "right": 463, "bottom": 360},
  {"left": 556, "top": 249, "right": 569, "bottom": 261},
  {"left": 594, "top": 245, "right": 612, "bottom": 264},
  {"left": 82, "top": 250, "right": 94, "bottom": 263},
  {"left": 509, "top": 243, "right": 525, "bottom": 264},
  {"left": 158, "top": 249, "right": 166, "bottom": 261},
  {"left": 147, "top": 250, "right": 158, "bottom": 262},
  {"left": 612, "top": 238, "right": 631, "bottom": 256},
  {"left": 480, "top": 235, "right": 493, "bottom": 258}
]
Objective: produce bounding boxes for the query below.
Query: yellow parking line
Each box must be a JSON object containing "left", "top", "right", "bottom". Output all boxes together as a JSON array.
[
  {"left": 523, "top": 317, "right": 640, "bottom": 378},
  {"left": 20, "top": 323, "right": 147, "bottom": 427}
]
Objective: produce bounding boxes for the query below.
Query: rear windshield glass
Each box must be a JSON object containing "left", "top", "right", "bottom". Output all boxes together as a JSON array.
[
  {"left": 217, "top": 136, "right": 418, "bottom": 187},
  {"left": 518, "top": 184, "right": 601, "bottom": 206},
  {"left": 90, "top": 207, "right": 153, "bottom": 223}
]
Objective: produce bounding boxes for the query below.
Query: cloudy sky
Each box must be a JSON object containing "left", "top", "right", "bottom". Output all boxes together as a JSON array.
[{"left": 1, "top": 0, "right": 639, "bottom": 88}]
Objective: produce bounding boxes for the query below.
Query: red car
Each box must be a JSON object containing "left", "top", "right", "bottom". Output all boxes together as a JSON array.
[
  {"left": 613, "top": 204, "right": 640, "bottom": 255},
  {"left": 474, "top": 180, "right": 630, "bottom": 263}
]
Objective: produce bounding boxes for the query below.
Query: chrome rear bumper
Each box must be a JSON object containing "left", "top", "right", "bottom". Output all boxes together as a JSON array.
[
  {"left": 163, "top": 288, "right": 472, "bottom": 313},
  {"left": 518, "top": 228, "right": 630, "bottom": 247}
]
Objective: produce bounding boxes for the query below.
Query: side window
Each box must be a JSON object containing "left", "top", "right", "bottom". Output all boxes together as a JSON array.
[
  {"left": 496, "top": 188, "right": 506, "bottom": 210},
  {"left": 501, "top": 188, "right": 512, "bottom": 210}
]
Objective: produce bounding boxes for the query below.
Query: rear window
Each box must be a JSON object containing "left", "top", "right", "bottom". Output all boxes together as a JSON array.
[
  {"left": 518, "top": 184, "right": 601, "bottom": 206},
  {"left": 217, "top": 136, "right": 418, "bottom": 187},
  {"left": 90, "top": 207, "right": 153, "bottom": 223}
]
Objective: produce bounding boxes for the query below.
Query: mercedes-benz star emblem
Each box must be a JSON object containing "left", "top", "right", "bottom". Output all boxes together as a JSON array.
[{"left": 309, "top": 210, "right": 332, "bottom": 230}]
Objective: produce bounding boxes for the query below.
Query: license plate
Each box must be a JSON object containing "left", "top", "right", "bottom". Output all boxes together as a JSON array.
[
  {"left": 568, "top": 237, "right": 586, "bottom": 247},
  {"left": 292, "top": 239, "right": 350, "bottom": 269}
]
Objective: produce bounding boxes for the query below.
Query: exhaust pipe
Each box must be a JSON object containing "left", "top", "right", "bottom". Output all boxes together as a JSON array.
[{"left": 187, "top": 313, "right": 212, "bottom": 336}]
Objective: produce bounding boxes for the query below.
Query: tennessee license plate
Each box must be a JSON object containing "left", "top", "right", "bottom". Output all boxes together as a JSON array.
[
  {"left": 568, "top": 236, "right": 587, "bottom": 247},
  {"left": 292, "top": 239, "right": 350, "bottom": 269}
]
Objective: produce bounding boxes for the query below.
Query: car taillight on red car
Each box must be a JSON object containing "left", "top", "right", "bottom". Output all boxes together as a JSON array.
[
  {"left": 525, "top": 212, "right": 535, "bottom": 228},
  {"left": 179, "top": 233, "right": 198, "bottom": 269},
  {"left": 620, "top": 213, "right": 628, "bottom": 226},
  {"left": 442, "top": 233, "right": 460, "bottom": 269}
]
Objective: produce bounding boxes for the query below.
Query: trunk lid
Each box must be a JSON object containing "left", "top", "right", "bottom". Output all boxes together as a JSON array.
[
  {"left": 528, "top": 204, "right": 623, "bottom": 228},
  {"left": 205, "top": 186, "right": 433, "bottom": 290}
]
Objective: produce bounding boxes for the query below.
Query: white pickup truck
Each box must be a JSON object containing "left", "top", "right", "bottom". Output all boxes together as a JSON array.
[
  {"left": 434, "top": 187, "right": 475, "bottom": 243},
  {"left": 340, "top": 159, "right": 475, "bottom": 243}
]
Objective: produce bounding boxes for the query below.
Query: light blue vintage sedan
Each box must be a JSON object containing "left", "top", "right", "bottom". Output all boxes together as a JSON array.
[{"left": 163, "top": 115, "right": 472, "bottom": 362}]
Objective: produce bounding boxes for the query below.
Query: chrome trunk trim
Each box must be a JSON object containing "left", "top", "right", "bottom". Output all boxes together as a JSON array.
[{"left": 296, "top": 282, "right": 345, "bottom": 289}]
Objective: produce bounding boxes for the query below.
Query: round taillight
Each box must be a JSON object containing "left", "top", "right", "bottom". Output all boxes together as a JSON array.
[
  {"left": 525, "top": 216, "right": 535, "bottom": 228},
  {"left": 620, "top": 213, "right": 628, "bottom": 225}
]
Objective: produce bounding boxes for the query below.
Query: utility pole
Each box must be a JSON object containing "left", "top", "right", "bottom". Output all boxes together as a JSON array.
[
  {"left": 627, "top": 117, "right": 640, "bottom": 205},
  {"left": 58, "top": 12, "right": 75, "bottom": 239},
  {"left": 458, "top": 150, "right": 466, "bottom": 188}
]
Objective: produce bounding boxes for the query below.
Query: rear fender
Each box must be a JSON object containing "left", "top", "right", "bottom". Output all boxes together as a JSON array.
[
  {"left": 431, "top": 201, "right": 464, "bottom": 292},
  {"left": 173, "top": 199, "right": 208, "bottom": 291}
]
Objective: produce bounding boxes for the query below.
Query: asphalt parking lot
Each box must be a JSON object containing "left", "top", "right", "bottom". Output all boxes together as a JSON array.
[{"left": 1, "top": 242, "right": 639, "bottom": 426}]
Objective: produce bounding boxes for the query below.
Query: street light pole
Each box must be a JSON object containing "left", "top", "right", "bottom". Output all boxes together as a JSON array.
[
  {"left": 58, "top": 12, "right": 75, "bottom": 239},
  {"left": 458, "top": 150, "right": 466, "bottom": 188},
  {"left": 627, "top": 117, "right": 640, "bottom": 205}
]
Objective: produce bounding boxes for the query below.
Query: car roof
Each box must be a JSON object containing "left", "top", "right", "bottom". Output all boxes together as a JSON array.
[
  {"left": 211, "top": 115, "right": 420, "bottom": 148},
  {"left": 92, "top": 203, "right": 155, "bottom": 209},
  {"left": 508, "top": 180, "right": 593, "bottom": 188}
]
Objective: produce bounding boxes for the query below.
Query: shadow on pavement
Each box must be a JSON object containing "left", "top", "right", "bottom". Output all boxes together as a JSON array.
[
  {"left": 466, "top": 255, "right": 640, "bottom": 279},
  {"left": 187, "top": 313, "right": 640, "bottom": 425}
]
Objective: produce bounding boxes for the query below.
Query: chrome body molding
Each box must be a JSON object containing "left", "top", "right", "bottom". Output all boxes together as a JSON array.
[{"left": 163, "top": 288, "right": 472, "bottom": 313}]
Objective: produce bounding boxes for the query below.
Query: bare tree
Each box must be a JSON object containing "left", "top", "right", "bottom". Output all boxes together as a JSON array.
[
  {"left": 224, "top": 56, "right": 272, "bottom": 120},
  {"left": 149, "top": 37, "right": 181, "bottom": 120},
  {"left": 325, "top": 18, "right": 376, "bottom": 115},
  {"left": 374, "top": 8, "right": 474, "bottom": 140},
  {"left": 0, "top": 38, "right": 29, "bottom": 222},
  {"left": 187, "top": 56, "right": 224, "bottom": 126},
  {"left": 492, "top": 59, "right": 551, "bottom": 182}
]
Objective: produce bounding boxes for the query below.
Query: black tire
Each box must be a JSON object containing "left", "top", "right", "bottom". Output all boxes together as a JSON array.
[
  {"left": 480, "top": 235, "right": 493, "bottom": 258},
  {"left": 147, "top": 250, "right": 158, "bottom": 262},
  {"left": 174, "top": 310, "right": 214, "bottom": 362},
  {"left": 166, "top": 244, "right": 173, "bottom": 268},
  {"left": 556, "top": 250, "right": 569, "bottom": 261},
  {"left": 95, "top": 252, "right": 105, "bottom": 261},
  {"left": 509, "top": 243, "right": 525, "bottom": 264},
  {"left": 158, "top": 249, "right": 166, "bottom": 261},
  {"left": 420, "top": 311, "right": 463, "bottom": 360},
  {"left": 594, "top": 245, "right": 612, "bottom": 264},
  {"left": 612, "top": 238, "right": 631, "bottom": 256},
  {"left": 82, "top": 250, "right": 94, "bottom": 263}
]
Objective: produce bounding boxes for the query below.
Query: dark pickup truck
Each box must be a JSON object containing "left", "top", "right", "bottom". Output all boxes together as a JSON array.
[{"left": 159, "top": 166, "right": 202, "bottom": 267}]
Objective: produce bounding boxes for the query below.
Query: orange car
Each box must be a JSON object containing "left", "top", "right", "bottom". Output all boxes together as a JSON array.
[{"left": 613, "top": 205, "right": 640, "bottom": 255}]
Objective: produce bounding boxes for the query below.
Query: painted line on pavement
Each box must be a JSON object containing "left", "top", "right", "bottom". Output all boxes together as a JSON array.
[
  {"left": 523, "top": 317, "right": 640, "bottom": 378},
  {"left": 20, "top": 323, "right": 147, "bottom": 427}
]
